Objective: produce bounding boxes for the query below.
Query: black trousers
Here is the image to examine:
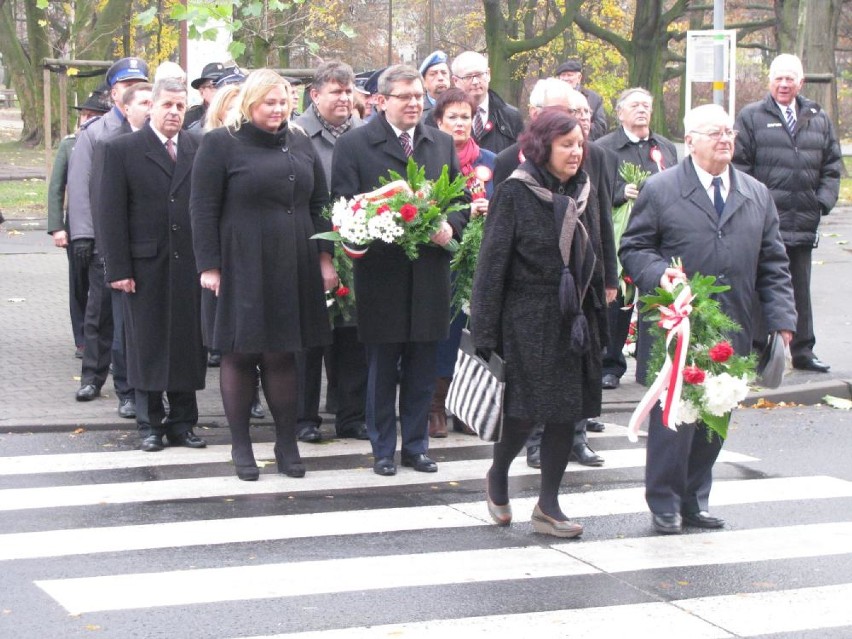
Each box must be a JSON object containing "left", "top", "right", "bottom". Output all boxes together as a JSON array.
[
  {"left": 135, "top": 389, "right": 198, "bottom": 439},
  {"left": 80, "top": 256, "right": 113, "bottom": 389},
  {"left": 602, "top": 295, "right": 633, "bottom": 379},
  {"left": 66, "top": 246, "right": 86, "bottom": 348},
  {"left": 644, "top": 404, "right": 723, "bottom": 515},
  {"left": 787, "top": 245, "right": 815, "bottom": 360},
  {"left": 330, "top": 326, "right": 367, "bottom": 433},
  {"left": 365, "top": 341, "right": 436, "bottom": 460}
]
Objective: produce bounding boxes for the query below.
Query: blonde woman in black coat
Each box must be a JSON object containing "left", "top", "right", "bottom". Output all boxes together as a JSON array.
[
  {"left": 471, "top": 110, "right": 606, "bottom": 537},
  {"left": 191, "top": 69, "right": 336, "bottom": 480}
]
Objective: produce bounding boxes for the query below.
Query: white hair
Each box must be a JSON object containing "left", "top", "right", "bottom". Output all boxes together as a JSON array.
[
  {"left": 154, "top": 61, "right": 187, "bottom": 84},
  {"left": 528, "top": 77, "right": 574, "bottom": 108},
  {"left": 769, "top": 54, "right": 803, "bottom": 81},
  {"left": 451, "top": 51, "right": 488, "bottom": 76},
  {"left": 683, "top": 103, "right": 732, "bottom": 135}
]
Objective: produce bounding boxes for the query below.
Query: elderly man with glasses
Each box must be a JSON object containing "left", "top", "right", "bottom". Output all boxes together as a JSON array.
[
  {"left": 442, "top": 50, "right": 523, "bottom": 154},
  {"left": 620, "top": 103, "right": 795, "bottom": 535}
]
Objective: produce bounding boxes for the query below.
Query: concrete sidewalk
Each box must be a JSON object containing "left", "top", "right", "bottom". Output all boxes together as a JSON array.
[{"left": 1, "top": 211, "right": 850, "bottom": 433}]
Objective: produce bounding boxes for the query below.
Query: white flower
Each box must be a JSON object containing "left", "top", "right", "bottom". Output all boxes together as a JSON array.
[
  {"left": 367, "top": 213, "right": 404, "bottom": 243},
  {"left": 675, "top": 398, "right": 701, "bottom": 425},
  {"left": 701, "top": 372, "right": 750, "bottom": 416}
]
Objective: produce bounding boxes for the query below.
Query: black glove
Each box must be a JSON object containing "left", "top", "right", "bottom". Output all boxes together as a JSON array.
[{"left": 72, "top": 238, "right": 95, "bottom": 272}]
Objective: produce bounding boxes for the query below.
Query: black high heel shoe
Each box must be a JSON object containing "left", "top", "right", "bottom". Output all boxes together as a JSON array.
[
  {"left": 274, "top": 446, "right": 306, "bottom": 478},
  {"left": 235, "top": 464, "right": 260, "bottom": 481}
]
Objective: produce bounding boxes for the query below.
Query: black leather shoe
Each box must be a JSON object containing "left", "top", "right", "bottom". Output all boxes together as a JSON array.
[
  {"left": 792, "top": 356, "right": 830, "bottom": 373},
  {"left": 207, "top": 351, "right": 221, "bottom": 367},
  {"left": 74, "top": 346, "right": 84, "bottom": 359},
  {"left": 586, "top": 419, "right": 606, "bottom": 433},
  {"left": 602, "top": 373, "right": 620, "bottom": 389},
  {"left": 683, "top": 510, "right": 725, "bottom": 529},
  {"left": 235, "top": 465, "right": 260, "bottom": 481},
  {"left": 250, "top": 398, "right": 265, "bottom": 419},
  {"left": 118, "top": 397, "right": 136, "bottom": 419},
  {"left": 167, "top": 430, "right": 207, "bottom": 448},
  {"left": 75, "top": 384, "right": 100, "bottom": 402},
  {"left": 140, "top": 435, "right": 164, "bottom": 452},
  {"left": 373, "top": 457, "right": 397, "bottom": 476},
  {"left": 652, "top": 512, "right": 683, "bottom": 534},
  {"left": 526, "top": 445, "right": 541, "bottom": 469},
  {"left": 297, "top": 424, "right": 322, "bottom": 443},
  {"left": 570, "top": 442, "right": 604, "bottom": 466},
  {"left": 337, "top": 424, "right": 369, "bottom": 440},
  {"left": 401, "top": 453, "right": 437, "bottom": 472}
]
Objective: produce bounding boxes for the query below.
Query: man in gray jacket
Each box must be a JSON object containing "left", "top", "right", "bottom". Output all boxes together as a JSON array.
[
  {"left": 733, "top": 54, "right": 842, "bottom": 373},
  {"left": 293, "top": 61, "right": 368, "bottom": 442},
  {"left": 621, "top": 104, "right": 796, "bottom": 535},
  {"left": 67, "top": 57, "right": 148, "bottom": 415}
]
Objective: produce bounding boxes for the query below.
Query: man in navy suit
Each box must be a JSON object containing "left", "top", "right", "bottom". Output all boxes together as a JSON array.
[{"left": 331, "top": 65, "right": 468, "bottom": 476}]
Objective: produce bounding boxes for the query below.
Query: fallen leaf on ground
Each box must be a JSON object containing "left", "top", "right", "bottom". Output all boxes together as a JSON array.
[
  {"left": 72, "top": 428, "right": 85, "bottom": 435},
  {"left": 823, "top": 395, "right": 852, "bottom": 410}
]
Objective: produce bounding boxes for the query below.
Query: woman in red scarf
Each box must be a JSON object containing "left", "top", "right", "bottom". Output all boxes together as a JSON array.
[{"left": 428, "top": 88, "right": 496, "bottom": 438}]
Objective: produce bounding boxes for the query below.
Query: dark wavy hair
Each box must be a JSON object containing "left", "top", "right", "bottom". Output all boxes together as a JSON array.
[
  {"left": 518, "top": 110, "right": 582, "bottom": 166},
  {"left": 432, "top": 87, "right": 477, "bottom": 123}
]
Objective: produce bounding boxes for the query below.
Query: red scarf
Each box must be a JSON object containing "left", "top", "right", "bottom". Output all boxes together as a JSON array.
[{"left": 456, "top": 136, "right": 481, "bottom": 179}]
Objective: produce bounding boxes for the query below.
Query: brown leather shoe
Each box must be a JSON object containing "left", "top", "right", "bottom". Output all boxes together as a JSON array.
[{"left": 531, "top": 504, "right": 583, "bottom": 538}]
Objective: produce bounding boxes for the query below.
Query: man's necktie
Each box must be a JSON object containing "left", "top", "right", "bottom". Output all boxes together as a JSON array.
[
  {"left": 785, "top": 106, "right": 796, "bottom": 135},
  {"left": 711, "top": 176, "right": 724, "bottom": 216},
  {"left": 165, "top": 138, "right": 176, "bottom": 162},
  {"left": 472, "top": 108, "right": 485, "bottom": 139},
  {"left": 399, "top": 131, "right": 413, "bottom": 158}
]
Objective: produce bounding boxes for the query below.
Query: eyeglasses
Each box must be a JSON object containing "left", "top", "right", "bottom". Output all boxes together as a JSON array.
[
  {"left": 453, "top": 71, "right": 489, "bottom": 84},
  {"left": 384, "top": 93, "right": 425, "bottom": 102},
  {"left": 691, "top": 128, "right": 738, "bottom": 140},
  {"left": 567, "top": 107, "right": 591, "bottom": 116}
]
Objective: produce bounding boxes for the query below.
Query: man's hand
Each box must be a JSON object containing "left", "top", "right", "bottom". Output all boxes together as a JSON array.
[
  {"left": 659, "top": 267, "right": 687, "bottom": 292},
  {"left": 605, "top": 287, "right": 618, "bottom": 304},
  {"left": 779, "top": 330, "right": 793, "bottom": 346},
  {"left": 72, "top": 238, "right": 95, "bottom": 271},
  {"left": 430, "top": 221, "right": 453, "bottom": 247},
  {"left": 110, "top": 278, "right": 136, "bottom": 293},
  {"left": 470, "top": 198, "right": 489, "bottom": 218},
  {"left": 52, "top": 230, "right": 69, "bottom": 248},
  {"left": 624, "top": 183, "right": 640, "bottom": 200},
  {"left": 200, "top": 268, "right": 221, "bottom": 297}
]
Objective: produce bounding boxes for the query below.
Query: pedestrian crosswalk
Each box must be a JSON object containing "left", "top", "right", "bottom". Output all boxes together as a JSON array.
[{"left": 2, "top": 422, "right": 852, "bottom": 638}]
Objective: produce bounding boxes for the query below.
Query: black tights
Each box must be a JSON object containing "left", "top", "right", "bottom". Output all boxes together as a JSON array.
[
  {"left": 220, "top": 352, "right": 300, "bottom": 468},
  {"left": 488, "top": 417, "right": 576, "bottom": 521}
]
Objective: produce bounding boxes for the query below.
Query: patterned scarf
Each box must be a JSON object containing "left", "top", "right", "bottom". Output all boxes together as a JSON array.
[{"left": 312, "top": 103, "right": 352, "bottom": 139}]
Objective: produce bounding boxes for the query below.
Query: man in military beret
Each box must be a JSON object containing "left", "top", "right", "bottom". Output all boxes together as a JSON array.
[{"left": 419, "top": 50, "right": 450, "bottom": 115}]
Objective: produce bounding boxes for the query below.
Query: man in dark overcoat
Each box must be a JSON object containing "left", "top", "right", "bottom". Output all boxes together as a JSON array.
[
  {"left": 331, "top": 64, "right": 468, "bottom": 476},
  {"left": 620, "top": 104, "right": 796, "bottom": 535},
  {"left": 733, "top": 53, "right": 842, "bottom": 373},
  {"left": 99, "top": 78, "right": 207, "bottom": 452}
]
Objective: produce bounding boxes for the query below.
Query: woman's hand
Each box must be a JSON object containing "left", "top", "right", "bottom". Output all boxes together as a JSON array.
[
  {"left": 605, "top": 287, "right": 618, "bottom": 304},
  {"left": 319, "top": 252, "right": 338, "bottom": 291},
  {"left": 470, "top": 198, "right": 489, "bottom": 218},
  {"left": 430, "top": 221, "right": 453, "bottom": 247},
  {"left": 624, "top": 183, "right": 640, "bottom": 199},
  {"left": 200, "top": 268, "right": 221, "bottom": 297},
  {"left": 659, "top": 267, "right": 687, "bottom": 292}
]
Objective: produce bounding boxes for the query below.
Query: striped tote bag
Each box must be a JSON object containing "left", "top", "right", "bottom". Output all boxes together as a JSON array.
[{"left": 446, "top": 329, "right": 505, "bottom": 443}]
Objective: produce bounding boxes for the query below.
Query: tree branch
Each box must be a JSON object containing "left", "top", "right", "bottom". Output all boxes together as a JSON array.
[
  {"left": 573, "top": 12, "right": 630, "bottom": 56},
  {"left": 506, "top": 0, "right": 580, "bottom": 55}
]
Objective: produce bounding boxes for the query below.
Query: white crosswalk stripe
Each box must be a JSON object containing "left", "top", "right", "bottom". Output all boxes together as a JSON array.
[{"left": 4, "top": 422, "right": 852, "bottom": 638}]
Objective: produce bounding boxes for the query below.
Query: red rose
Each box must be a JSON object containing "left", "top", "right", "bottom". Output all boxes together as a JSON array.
[
  {"left": 336, "top": 286, "right": 350, "bottom": 297},
  {"left": 683, "top": 365, "right": 706, "bottom": 385},
  {"left": 399, "top": 203, "right": 418, "bottom": 222},
  {"left": 623, "top": 275, "right": 633, "bottom": 284},
  {"left": 376, "top": 204, "right": 390, "bottom": 216},
  {"left": 709, "top": 341, "right": 734, "bottom": 363}
]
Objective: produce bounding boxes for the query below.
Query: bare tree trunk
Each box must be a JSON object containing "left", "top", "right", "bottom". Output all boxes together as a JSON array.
[{"left": 775, "top": 0, "right": 800, "bottom": 53}]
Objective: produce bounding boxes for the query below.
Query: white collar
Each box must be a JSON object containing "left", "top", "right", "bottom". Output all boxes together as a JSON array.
[
  {"left": 387, "top": 120, "right": 416, "bottom": 141},
  {"left": 149, "top": 122, "right": 177, "bottom": 150},
  {"left": 622, "top": 127, "right": 648, "bottom": 143},
  {"left": 693, "top": 160, "right": 730, "bottom": 194}
]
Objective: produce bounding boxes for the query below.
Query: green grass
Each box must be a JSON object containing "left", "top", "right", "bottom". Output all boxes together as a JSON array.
[
  {"left": 0, "top": 178, "right": 47, "bottom": 218},
  {"left": 0, "top": 140, "right": 44, "bottom": 168}
]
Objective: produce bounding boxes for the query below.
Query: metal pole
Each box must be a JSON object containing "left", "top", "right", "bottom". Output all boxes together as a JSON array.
[{"left": 713, "top": 0, "right": 725, "bottom": 106}]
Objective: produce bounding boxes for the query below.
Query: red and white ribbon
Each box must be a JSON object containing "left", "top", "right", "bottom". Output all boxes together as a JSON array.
[{"left": 627, "top": 286, "right": 694, "bottom": 442}]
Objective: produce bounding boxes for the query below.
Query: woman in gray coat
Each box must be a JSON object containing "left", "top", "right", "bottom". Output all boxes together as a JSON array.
[{"left": 471, "top": 111, "right": 606, "bottom": 538}]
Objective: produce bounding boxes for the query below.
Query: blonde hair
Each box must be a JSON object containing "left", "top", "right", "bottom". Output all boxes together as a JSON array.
[
  {"left": 233, "top": 68, "right": 290, "bottom": 131},
  {"left": 205, "top": 83, "right": 241, "bottom": 132}
]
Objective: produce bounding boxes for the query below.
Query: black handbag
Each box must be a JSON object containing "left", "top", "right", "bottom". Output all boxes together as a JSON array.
[{"left": 446, "top": 329, "right": 505, "bottom": 442}]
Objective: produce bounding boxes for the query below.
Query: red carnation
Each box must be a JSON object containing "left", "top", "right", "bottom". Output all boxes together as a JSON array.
[
  {"left": 399, "top": 203, "right": 418, "bottom": 222},
  {"left": 709, "top": 341, "right": 734, "bottom": 363},
  {"left": 623, "top": 275, "right": 633, "bottom": 284},
  {"left": 336, "top": 286, "right": 350, "bottom": 298},
  {"left": 683, "top": 365, "right": 706, "bottom": 385},
  {"left": 376, "top": 204, "right": 390, "bottom": 216}
]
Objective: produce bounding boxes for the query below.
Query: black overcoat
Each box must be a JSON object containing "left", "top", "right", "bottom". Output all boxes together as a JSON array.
[
  {"left": 330, "top": 115, "right": 469, "bottom": 344},
  {"left": 99, "top": 125, "right": 206, "bottom": 392},
  {"left": 190, "top": 122, "right": 332, "bottom": 353},
  {"left": 471, "top": 163, "right": 605, "bottom": 423}
]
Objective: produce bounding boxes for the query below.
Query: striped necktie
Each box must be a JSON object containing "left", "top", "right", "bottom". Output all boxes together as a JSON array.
[
  {"left": 472, "top": 108, "right": 485, "bottom": 139},
  {"left": 165, "top": 138, "right": 176, "bottom": 162},
  {"left": 399, "top": 131, "right": 413, "bottom": 157},
  {"left": 785, "top": 106, "right": 796, "bottom": 135}
]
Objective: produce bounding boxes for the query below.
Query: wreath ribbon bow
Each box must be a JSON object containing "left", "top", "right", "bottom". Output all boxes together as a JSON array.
[{"left": 627, "top": 286, "right": 694, "bottom": 442}]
